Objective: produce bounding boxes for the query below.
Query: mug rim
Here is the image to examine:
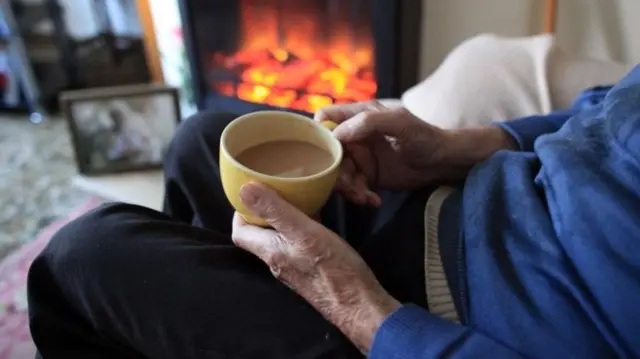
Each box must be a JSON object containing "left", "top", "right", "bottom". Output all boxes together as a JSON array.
[{"left": 220, "top": 110, "right": 343, "bottom": 183}]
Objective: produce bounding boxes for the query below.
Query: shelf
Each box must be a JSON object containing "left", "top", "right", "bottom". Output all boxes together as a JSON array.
[{"left": 13, "top": 4, "right": 53, "bottom": 30}]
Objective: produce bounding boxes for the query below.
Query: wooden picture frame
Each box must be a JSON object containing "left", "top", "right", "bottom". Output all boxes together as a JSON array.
[{"left": 60, "top": 84, "right": 181, "bottom": 175}]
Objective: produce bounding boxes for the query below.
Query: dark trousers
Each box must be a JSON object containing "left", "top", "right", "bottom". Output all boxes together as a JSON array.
[{"left": 27, "top": 112, "right": 430, "bottom": 359}]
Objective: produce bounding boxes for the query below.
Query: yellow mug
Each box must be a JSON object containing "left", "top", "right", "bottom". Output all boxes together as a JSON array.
[{"left": 219, "top": 111, "right": 343, "bottom": 226}]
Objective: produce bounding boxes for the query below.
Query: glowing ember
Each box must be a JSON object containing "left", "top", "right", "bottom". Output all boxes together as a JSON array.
[{"left": 209, "top": 1, "right": 376, "bottom": 113}]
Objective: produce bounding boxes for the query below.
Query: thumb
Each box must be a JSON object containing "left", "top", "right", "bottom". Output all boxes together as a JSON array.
[
  {"left": 332, "top": 107, "right": 410, "bottom": 143},
  {"left": 231, "top": 212, "right": 280, "bottom": 261},
  {"left": 239, "top": 182, "right": 314, "bottom": 236},
  {"left": 314, "top": 100, "right": 385, "bottom": 124}
]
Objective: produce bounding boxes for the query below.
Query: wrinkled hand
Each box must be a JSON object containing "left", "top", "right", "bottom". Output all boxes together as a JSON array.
[
  {"left": 232, "top": 182, "right": 400, "bottom": 353},
  {"left": 315, "top": 101, "right": 452, "bottom": 206},
  {"left": 315, "top": 101, "right": 516, "bottom": 206}
]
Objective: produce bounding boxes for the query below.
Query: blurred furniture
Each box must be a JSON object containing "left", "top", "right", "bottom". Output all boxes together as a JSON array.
[
  {"left": 0, "top": 0, "right": 54, "bottom": 121},
  {"left": 79, "top": 0, "right": 150, "bottom": 87},
  {"left": 10, "top": 0, "right": 83, "bottom": 116},
  {"left": 1, "top": 0, "right": 150, "bottom": 118}
]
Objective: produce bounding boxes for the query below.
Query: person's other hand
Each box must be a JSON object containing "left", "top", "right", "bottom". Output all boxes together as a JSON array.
[
  {"left": 232, "top": 182, "right": 400, "bottom": 353},
  {"left": 315, "top": 101, "right": 516, "bottom": 206},
  {"left": 315, "top": 102, "right": 451, "bottom": 206}
]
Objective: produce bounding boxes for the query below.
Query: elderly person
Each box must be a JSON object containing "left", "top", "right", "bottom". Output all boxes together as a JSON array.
[{"left": 28, "top": 37, "right": 640, "bottom": 358}]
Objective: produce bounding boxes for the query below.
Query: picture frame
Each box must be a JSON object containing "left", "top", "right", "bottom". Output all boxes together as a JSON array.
[{"left": 61, "top": 84, "right": 181, "bottom": 175}]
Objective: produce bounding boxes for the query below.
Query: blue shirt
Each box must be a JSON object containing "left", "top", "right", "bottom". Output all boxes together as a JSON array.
[{"left": 370, "top": 66, "right": 640, "bottom": 358}]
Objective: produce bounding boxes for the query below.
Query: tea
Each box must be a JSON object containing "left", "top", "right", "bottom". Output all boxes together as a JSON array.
[{"left": 236, "top": 140, "right": 333, "bottom": 178}]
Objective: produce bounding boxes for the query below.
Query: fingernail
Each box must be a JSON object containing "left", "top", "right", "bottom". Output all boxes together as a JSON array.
[
  {"left": 332, "top": 123, "right": 350, "bottom": 138},
  {"left": 239, "top": 183, "right": 260, "bottom": 207},
  {"left": 367, "top": 191, "right": 382, "bottom": 207}
]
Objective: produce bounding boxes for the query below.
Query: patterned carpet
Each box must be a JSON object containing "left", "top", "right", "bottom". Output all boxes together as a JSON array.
[
  {"left": 0, "top": 197, "right": 102, "bottom": 359},
  {"left": 0, "top": 116, "right": 91, "bottom": 260}
]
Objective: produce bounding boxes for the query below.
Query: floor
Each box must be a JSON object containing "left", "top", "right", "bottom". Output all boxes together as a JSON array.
[{"left": 0, "top": 115, "right": 91, "bottom": 260}]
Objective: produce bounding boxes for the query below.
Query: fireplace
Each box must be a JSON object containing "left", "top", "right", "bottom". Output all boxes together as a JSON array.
[{"left": 179, "top": 0, "right": 421, "bottom": 115}]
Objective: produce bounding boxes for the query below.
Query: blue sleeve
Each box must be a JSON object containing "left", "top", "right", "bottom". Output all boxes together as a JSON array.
[
  {"left": 496, "top": 85, "right": 613, "bottom": 152},
  {"left": 496, "top": 110, "right": 575, "bottom": 152},
  {"left": 369, "top": 305, "right": 525, "bottom": 359}
]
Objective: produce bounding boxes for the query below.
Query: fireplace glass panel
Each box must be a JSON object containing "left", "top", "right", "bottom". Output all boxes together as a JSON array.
[{"left": 191, "top": 0, "right": 376, "bottom": 113}]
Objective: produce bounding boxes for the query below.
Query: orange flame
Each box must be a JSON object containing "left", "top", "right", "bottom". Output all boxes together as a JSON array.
[{"left": 209, "top": 0, "right": 376, "bottom": 113}]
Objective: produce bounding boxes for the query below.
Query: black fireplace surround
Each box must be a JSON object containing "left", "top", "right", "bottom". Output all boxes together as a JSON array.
[{"left": 178, "top": 0, "right": 421, "bottom": 116}]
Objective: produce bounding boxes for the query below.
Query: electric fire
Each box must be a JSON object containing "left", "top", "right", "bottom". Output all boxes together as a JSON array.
[{"left": 208, "top": 1, "right": 377, "bottom": 113}]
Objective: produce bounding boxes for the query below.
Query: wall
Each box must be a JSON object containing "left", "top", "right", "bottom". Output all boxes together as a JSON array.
[
  {"left": 147, "top": 0, "right": 197, "bottom": 116},
  {"left": 555, "top": 0, "right": 640, "bottom": 66},
  {"left": 418, "top": 0, "right": 535, "bottom": 78},
  {"left": 418, "top": 0, "right": 639, "bottom": 79},
  {"left": 147, "top": 0, "right": 182, "bottom": 89}
]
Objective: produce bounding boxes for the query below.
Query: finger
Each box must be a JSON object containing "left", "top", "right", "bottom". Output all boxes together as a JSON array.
[
  {"left": 239, "top": 182, "right": 317, "bottom": 237},
  {"left": 314, "top": 101, "right": 386, "bottom": 125},
  {"left": 231, "top": 213, "right": 280, "bottom": 261},
  {"left": 351, "top": 171, "right": 370, "bottom": 204},
  {"left": 333, "top": 107, "right": 412, "bottom": 143},
  {"left": 365, "top": 190, "right": 382, "bottom": 207},
  {"left": 337, "top": 158, "right": 369, "bottom": 205},
  {"left": 353, "top": 172, "right": 381, "bottom": 207},
  {"left": 345, "top": 143, "right": 377, "bottom": 185},
  {"left": 337, "top": 157, "right": 357, "bottom": 190}
]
